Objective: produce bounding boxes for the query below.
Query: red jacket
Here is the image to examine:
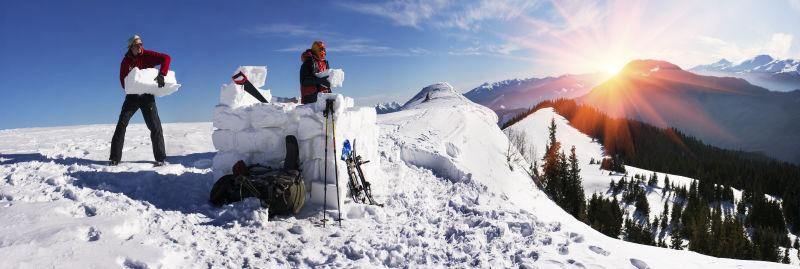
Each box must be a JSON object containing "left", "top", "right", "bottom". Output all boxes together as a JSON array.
[
  {"left": 119, "top": 49, "right": 171, "bottom": 89},
  {"left": 299, "top": 49, "right": 329, "bottom": 102}
]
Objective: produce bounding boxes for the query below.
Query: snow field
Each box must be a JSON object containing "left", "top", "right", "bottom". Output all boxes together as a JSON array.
[
  {"left": 211, "top": 67, "right": 378, "bottom": 213},
  {"left": 123, "top": 67, "right": 181, "bottom": 97},
  {"left": 0, "top": 81, "right": 792, "bottom": 268}
]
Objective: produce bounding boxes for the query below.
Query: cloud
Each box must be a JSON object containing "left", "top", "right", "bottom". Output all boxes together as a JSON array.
[
  {"left": 247, "top": 23, "right": 428, "bottom": 57},
  {"left": 790, "top": 0, "right": 800, "bottom": 12},
  {"left": 276, "top": 38, "right": 429, "bottom": 57},
  {"left": 243, "top": 23, "right": 322, "bottom": 37},
  {"left": 337, "top": 0, "right": 448, "bottom": 29},
  {"left": 339, "top": 0, "right": 540, "bottom": 31},
  {"left": 694, "top": 33, "right": 795, "bottom": 63},
  {"left": 448, "top": 43, "right": 519, "bottom": 56}
]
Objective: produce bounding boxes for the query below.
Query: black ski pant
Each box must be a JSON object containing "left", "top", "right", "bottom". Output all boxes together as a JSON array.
[{"left": 109, "top": 94, "right": 166, "bottom": 162}]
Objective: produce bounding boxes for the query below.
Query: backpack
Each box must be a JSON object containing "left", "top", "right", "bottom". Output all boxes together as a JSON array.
[{"left": 210, "top": 135, "right": 305, "bottom": 216}]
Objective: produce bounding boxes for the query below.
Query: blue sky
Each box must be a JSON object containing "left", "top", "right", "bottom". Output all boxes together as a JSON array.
[{"left": 1, "top": 0, "right": 799, "bottom": 129}]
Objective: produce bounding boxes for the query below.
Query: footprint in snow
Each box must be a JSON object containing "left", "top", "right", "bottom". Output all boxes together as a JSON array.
[
  {"left": 558, "top": 243, "right": 569, "bottom": 255},
  {"left": 588, "top": 245, "right": 610, "bottom": 256},
  {"left": 288, "top": 224, "right": 305, "bottom": 235},
  {"left": 629, "top": 258, "right": 650, "bottom": 269},
  {"left": 79, "top": 226, "right": 101, "bottom": 242},
  {"left": 568, "top": 232, "right": 584, "bottom": 243}
]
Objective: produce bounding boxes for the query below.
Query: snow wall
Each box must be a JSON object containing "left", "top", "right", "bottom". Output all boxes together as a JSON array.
[{"left": 211, "top": 66, "right": 380, "bottom": 212}]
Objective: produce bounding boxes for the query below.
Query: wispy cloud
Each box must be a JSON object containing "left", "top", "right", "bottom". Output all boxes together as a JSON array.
[
  {"left": 245, "top": 23, "right": 427, "bottom": 57},
  {"left": 448, "top": 43, "right": 519, "bottom": 56},
  {"left": 244, "top": 23, "right": 322, "bottom": 37},
  {"left": 694, "top": 33, "right": 796, "bottom": 62},
  {"left": 337, "top": 0, "right": 448, "bottom": 29},
  {"left": 338, "top": 0, "right": 540, "bottom": 31},
  {"left": 790, "top": 0, "right": 800, "bottom": 13}
]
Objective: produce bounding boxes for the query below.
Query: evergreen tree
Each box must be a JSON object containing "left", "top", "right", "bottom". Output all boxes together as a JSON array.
[
  {"left": 542, "top": 118, "right": 562, "bottom": 199},
  {"left": 670, "top": 224, "right": 683, "bottom": 250},
  {"left": 781, "top": 248, "right": 790, "bottom": 264},
  {"left": 566, "top": 146, "right": 586, "bottom": 220}
]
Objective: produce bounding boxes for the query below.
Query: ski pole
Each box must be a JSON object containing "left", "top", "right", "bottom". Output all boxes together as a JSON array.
[
  {"left": 322, "top": 102, "right": 330, "bottom": 227},
  {"left": 328, "top": 99, "right": 343, "bottom": 227}
]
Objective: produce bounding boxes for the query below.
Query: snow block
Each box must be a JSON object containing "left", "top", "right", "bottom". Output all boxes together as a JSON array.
[
  {"left": 124, "top": 67, "right": 181, "bottom": 97},
  {"left": 234, "top": 66, "right": 268, "bottom": 89},
  {"left": 308, "top": 182, "right": 346, "bottom": 210},
  {"left": 212, "top": 151, "right": 247, "bottom": 179},
  {"left": 316, "top": 69, "right": 345, "bottom": 88},
  {"left": 213, "top": 105, "right": 250, "bottom": 131},
  {"left": 250, "top": 103, "right": 291, "bottom": 128},
  {"left": 234, "top": 129, "right": 280, "bottom": 153},
  {"left": 212, "top": 129, "right": 237, "bottom": 152},
  {"left": 219, "top": 83, "right": 272, "bottom": 109}
]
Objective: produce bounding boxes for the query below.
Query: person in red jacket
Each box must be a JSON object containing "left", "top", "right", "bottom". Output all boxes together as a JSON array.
[
  {"left": 299, "top": 40, "right": 331, "bottom": 104},
  {"left": 109, "top": 35, "right": 171, "bottom": 166}
]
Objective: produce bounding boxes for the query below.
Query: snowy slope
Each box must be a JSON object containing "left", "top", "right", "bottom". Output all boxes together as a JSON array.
[
  {"left": 506, "top": 107, "right": 799, "bottom": 265},
  {"left": 0, "top": 90, "right": 792, "bottom": 267}
]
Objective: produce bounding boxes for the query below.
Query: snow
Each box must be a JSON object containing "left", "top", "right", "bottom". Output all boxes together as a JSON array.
[
  {"left": 316, "top": 69, "right": 345, "bottom": 88},
  {"left": 506, "top": 107, "right": 798, "bottom": 262},
  {"left": 0, "top": 83, "right": 793, "bottom": 268},
  {"left": 211, "top": 68, "right": 378, "bottom": 212},
  {"left": 123, "top": 67, "right": 181, "bottom": 97}
]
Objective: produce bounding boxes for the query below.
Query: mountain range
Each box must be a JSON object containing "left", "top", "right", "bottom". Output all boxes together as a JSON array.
[
  {"left": 463, "top": 73, "right": 608, "bottom": 125},
  {"left": 690, "top": 55, "right": 800, "bottom": 92},
  {"left": 578, "top": 59, "right": 800, "bottom": 164},
  {"left": 464, "top": 56, "right": 800, "bottom": 164}
]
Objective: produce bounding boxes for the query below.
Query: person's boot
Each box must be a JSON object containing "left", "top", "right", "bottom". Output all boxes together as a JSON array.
[
  {"left": 109, "top": 160, "right": 120, "bottom": 166},
  {"left": 154, "top": 161, "right": 167, "bottom": 167}
]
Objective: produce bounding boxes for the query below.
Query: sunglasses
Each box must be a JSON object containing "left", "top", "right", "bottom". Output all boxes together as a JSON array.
[
  {"left": 132, "top": 43, "right": 143, "bottom": 48},
  {"left": 319, "top": 47, "right": 326, "bottom": 52}
]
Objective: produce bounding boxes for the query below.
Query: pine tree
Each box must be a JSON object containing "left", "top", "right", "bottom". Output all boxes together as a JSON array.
[
  {"left": 566, "top": 146, "right": 586, "bottom": 220},
  {"left": 542, "top": 118, "right": 562, "bottom": 197},
  {"left": 670, "top": 224, "right": 683, "bottom": 250},
  {"left": 781, "top": 248, "right": 790, "bottom": 264},
  {"left": 793, "top": 237, "right": 799, "bottom": 249}
]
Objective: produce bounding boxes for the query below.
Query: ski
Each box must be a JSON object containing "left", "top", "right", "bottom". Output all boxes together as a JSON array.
[
  {"left": 342, "top": 140, "right": 366, "bottom": 203},
  {"left": 342, "top": 139, "right": 383, "bottom": 207}
]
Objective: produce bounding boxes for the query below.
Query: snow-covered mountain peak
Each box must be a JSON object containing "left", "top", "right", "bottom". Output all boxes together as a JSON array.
[
  {"left": 374, "top": 101, "right": 402, "bottom": 114},
  {"left": 620, "top": 59, "right": 682, "bottom": 74},
  {"left": 689, "top": 55, "right": 800, "bottom": 92},
  {"left": 400, "top": 82, "right": 471, "bottom": 110}
]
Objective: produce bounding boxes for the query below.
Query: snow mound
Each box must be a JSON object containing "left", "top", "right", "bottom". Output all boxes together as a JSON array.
[
  {"left": 123, "top": 67, "right": 181, "bottom": 97},
  {"left": 316, "top": 69, "right": 345, "bottom": 88},
  {"left": 400, "top": 82, "right": 473, "bottom": 110}
]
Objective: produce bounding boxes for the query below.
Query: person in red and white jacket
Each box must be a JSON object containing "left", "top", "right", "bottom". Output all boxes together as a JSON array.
[
  {"left": 109, "top": 35, "right": 171, "bottom": 166},
  {"left": 299, "top": 40, "right": 331, "bottom": 104}
]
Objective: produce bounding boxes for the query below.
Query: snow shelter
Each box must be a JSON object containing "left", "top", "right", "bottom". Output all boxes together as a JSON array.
[{"left": 211, "top": 66, "right": 379, "bottom": 212}]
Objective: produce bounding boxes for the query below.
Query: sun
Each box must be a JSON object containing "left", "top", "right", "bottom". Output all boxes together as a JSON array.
[{"left": 602, "top": 62, "right": 625, "bottom": 76}]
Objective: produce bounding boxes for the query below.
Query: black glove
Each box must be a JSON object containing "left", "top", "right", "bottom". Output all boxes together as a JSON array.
[
  {"left": 318, "top": 76, "right": 331, "bottom": 88},
  {"left": 155, "top": 73, "right": 165, "bottom": 88}
]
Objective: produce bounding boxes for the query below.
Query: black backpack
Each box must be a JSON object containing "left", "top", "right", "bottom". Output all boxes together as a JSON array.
[{"left": 210, "top": 135, "right": 305, "bottom": 215}]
